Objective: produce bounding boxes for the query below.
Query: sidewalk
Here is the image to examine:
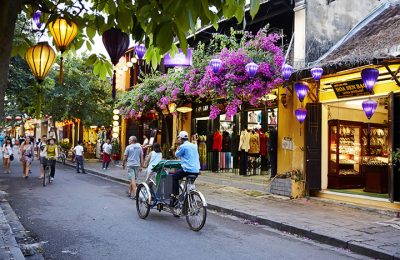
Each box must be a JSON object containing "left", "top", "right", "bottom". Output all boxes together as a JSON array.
[
  {"left": 67, "top": 160, "right": 400, "bottom": 260},
  {"left": 0, "top": 192, "right": 26, "bottom": 260}
]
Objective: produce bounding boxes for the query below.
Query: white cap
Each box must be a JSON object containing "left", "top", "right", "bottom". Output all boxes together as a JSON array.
[{"left": 177, "top": 131, "right": 189, "bottom": 139}]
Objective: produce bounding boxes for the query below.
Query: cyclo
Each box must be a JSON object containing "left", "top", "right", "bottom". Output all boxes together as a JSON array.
[{"left": 136, "top": 160, "right": 207, "bottom": 231}]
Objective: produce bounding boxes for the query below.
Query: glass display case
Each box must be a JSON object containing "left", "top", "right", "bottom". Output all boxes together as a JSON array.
[
  {"left": 360, "top": 124, "right": 389, "bottom": 193},
  {"left": 328, "top": 120, "right": 363, "bottom": 189}
]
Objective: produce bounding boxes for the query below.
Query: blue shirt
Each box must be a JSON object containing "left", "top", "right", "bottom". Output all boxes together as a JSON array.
[{"left": 175, "top": 141, "right": 200, "bottom": 173}]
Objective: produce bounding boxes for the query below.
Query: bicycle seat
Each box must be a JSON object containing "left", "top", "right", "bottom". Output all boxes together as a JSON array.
[{"left": 186, "top": 174, "right": 198, "bottom": 181}]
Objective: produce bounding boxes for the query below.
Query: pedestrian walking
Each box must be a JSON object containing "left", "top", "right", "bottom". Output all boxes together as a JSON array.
[
  {"left": 43, "top": 138, "right": 58, "bottom": 181},
  {"left": 2, "top": 138, "right": 13, "bottom": 174},
  {"left": 38, "top": 135, "right": 47, "bottom": 179},
  {"left": 20, "top": 137, "right": 34, "bottom": 179},
  {"left": 102, "top": 139, "right": 112, "bottom": 170},
  {"left": 122, "top": 136, "right": 143, "bottom": 198},
  {"left": 74, "top": 141, "right": 86, "bottom": 174},
  {"left": 145, "top": 142, "right": 162, "bottom": 181}
]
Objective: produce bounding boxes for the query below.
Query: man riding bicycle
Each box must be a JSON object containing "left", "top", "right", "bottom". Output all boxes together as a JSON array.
[
  {"left": 44, "top": 138, "right": 58, "bottom": 181},
  {"left": 171, "top": 131, "right": 200, "bottom": 206}
]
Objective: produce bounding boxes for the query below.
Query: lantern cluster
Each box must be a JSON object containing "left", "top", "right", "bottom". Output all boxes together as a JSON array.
[
  {"left": 360, "top": 68, "right": 379, "bottom": 120},
  {"left": 26, "top": 14, "right": 78, "bottom": 84},
  {"left": 112, "top": 109, "right": 120, "bottom": 139}
]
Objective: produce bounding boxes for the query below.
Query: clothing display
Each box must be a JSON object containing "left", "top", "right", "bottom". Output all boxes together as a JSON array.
[
  {"left": 248, "top": 132, "right": 260, "bottom": 154},
  {"left": 198, "top": 135, "right": 207, "bottom": 170},
  {"left": 258, "top": 130, "right": 267, "bottom": 157},
  {"left": 222, "top": 131, "right": 231, "bottom": 152},
  {"left": 248, "top": 111, "right": 258, "bottom": 123},
  {"left": 239, "top": 150, "right": 248, "bottom": 175},
  {"left": 219, "top": 152, "right": 232, "bottom": 169},
  {"left": 238, "top": 130, "right": 250, "bottom": 152},
  {"left": 269, "top": 113, "right": 277, "bottom": 125},
  {"left": 212, "top": 130, "right": 222, "bottom": 152}
]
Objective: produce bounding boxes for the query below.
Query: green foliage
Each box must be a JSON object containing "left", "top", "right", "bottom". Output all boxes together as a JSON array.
[
  {"left": 13, "top": 0, "right": 261, "bottom": 74},
  {"left": 111, "top": 138, "right": 121, "bottom": 155},
  {"left": 59, "top": 138, "right": 72, "bottom": 151}
]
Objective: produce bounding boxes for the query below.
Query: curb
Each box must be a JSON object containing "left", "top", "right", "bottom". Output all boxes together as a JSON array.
[{"left": 63, "top": 163, "right": 399, "bottom": 260}]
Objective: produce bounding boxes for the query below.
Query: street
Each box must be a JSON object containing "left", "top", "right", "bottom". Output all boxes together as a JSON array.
[{"left": 0, "top": 161, "right": 368, "bottom": 260}]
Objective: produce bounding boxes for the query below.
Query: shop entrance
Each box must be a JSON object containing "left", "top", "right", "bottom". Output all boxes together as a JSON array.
[{"left": 322, "top": 96, "right": 390, "bottom": 199}]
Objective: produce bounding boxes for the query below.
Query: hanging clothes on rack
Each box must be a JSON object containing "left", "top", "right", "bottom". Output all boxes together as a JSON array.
[
  {"left": 248, "top": 131, "right": 260, "bottom": 155},
  {"left": 198, "top": 135, "right": 207, "bottom": 170},
  {"left": 238, "top": 130, "right": 250, "bottom": 175}
]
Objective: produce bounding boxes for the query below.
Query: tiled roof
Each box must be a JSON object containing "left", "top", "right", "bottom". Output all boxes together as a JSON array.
[{"left": 313, "top": 2, "right": 400, "bottom": 67}]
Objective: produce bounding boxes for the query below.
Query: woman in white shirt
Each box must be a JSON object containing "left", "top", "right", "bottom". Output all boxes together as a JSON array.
[
  {"left": 2, "top": 138, "right": 13, "bottom": 174},
  {"left": 146, "top": 143, "right": 162, "bottom": 181}
]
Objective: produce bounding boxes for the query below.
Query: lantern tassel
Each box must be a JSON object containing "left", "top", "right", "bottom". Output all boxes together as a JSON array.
[
  {"left": 368, "top": 123, "right": 370, "bottom": 135},
  {"left": 112, "top": 69, "right": 116, "bottom": 99},
  {"left": 59, "top": 56, "right": 63, "bottom": 84}
]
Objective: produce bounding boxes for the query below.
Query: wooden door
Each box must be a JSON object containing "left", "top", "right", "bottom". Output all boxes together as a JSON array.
[
  {"left": 388, "top": 92, "right": 400, "bottom": 202},
  {"left": 305, "top": 103, "right": 322, "bottom": 191}
]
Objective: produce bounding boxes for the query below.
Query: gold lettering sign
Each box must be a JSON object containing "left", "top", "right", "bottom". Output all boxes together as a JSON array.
[{"left": 332, "top": 79, "right": 372, "bottom": 99}]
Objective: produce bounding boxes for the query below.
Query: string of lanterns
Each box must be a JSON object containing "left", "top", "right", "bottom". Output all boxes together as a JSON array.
[{"left": 112, "top": 109, "right": 120, "bottom": 138}]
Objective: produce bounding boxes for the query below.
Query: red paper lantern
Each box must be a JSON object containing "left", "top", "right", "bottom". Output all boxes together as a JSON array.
[{"left": 5, "top": 116, "right": 12, "bottom": 121}]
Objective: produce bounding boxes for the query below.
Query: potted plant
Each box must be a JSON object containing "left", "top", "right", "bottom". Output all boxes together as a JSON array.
[{"left": 111, "top": 138, "right": 121, "bottom": 161}]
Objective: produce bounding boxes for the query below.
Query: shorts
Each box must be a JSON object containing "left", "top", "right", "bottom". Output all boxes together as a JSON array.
[
  {"left": 127, "top": 166, "right": 140, "bottom": 181},
  {"left": 40, "top": 156, "right": 47, "bottom": 165}
]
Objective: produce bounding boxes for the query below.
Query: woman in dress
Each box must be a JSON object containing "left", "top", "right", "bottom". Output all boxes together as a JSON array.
[
  {"left": 2, "top": 138, "right": 13, "bottom": 174},
  {"left": 145, "top": 142, "right": 162, "bottom": 181},
  {"left": 20, "top": 137, "right": 34, "bottom": 178}
]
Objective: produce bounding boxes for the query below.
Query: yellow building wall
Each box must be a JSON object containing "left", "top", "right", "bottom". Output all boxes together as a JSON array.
[
  {"left": 277, "top": 86, "right": 309, "bottom": 175},
  {"left": 278, "top": 64, "right": 400, "bottom": 191}
]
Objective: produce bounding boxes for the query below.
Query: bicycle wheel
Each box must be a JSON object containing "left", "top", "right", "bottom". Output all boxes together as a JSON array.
[
  {"left": 185, "top": 191, "right": 207, "bottom": 231},
  {"left": 43, "top": 166, "right": 50, "bottom": 187},
  {"left": 136, "top": 184, "right": 150, "bottom": 219}
]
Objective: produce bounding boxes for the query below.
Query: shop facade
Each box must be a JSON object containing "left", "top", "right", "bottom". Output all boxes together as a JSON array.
[{"left": 278, "top": 2, "right": 400, "bottom": 204}]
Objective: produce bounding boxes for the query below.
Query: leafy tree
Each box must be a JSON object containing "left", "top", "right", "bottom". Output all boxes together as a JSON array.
[
  {"left": 0, "top": 0, "right": 262, "bottom": 117},
  {"left": 42, "top": 54, "right": 113, "bottom": 126}
]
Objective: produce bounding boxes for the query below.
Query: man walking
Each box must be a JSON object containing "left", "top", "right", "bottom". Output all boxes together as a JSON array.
[
  {"left": 123, "top": 136, "right": 143, "bottom": 198},
  {"left": 74, "top": 141, "right": 86, "bottom": 174}
]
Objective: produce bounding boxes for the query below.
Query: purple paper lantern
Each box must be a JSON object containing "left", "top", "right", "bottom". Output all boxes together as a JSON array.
[
  {"left": 209, "top": 59, "right": 222, "bottom": 74},
  {"left": 294, "top": 82, "right": 309, "bottom": 102},
  {"left": 361, "top": 68, "right": 379, "bottom": 92},
  {"left": 362, "top": 99, "right": 377, "bottom": 119},
  {"left": 245, "top": 62, "right": 259, "bottom": 78},
  {"left": 282, "top": 64, "right": 293, "bottom": 81},
  {"left": 310, "top": 67, "right": 323, "bottom": 81},
  {"left": 135, "top": 44, "right": 147, "bottom": 60},
  {"left": 295, "top": 108, "right": 307, "bottom": 124},
  {"left": 33, "top": 10, "right": 42, "bottom": 29}
]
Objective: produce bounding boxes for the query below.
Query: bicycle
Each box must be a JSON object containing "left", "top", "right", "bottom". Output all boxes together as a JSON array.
[
  {"left": 57, "top": 146, "right": 66, "bottom": 164},
  {"left": 136, "top": 160, "right": 207, "bottom": 231},
  {"left": 43, "top": 158, "right": 55, "bottom": 187}
]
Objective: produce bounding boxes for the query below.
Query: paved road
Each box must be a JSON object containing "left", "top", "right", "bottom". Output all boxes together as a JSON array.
[{"left": 0, "top": 161, "right": 368, "bottom": 260}]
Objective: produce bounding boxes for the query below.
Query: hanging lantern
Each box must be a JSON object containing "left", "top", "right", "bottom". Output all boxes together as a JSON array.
[
  {"left": 282, "top": 64, "right": 293, "bottom": 81},
  {"left": 245, "top": 62, "right": 259, "bottom": 78},
  {"left": 113, "top": 121, "right": 119, "bottom": 127},
  {"left": 33, "top": 10, "right": 43, "bottom": 29},
  {"left": 168, "top": 102, "right": 177, "bottom": 113},
  {"left": 176, "top": 106, "right": 193, "bottom": 113},
  {"left": 5, "top": 116, "right": 12, "bottom": 121},
  {"left": 15, "top": 116, "right": 22, "bottom": 121},
  {"left": 131, "top": 57, "right": 138, "bottom": 63},
  {"left": 295, "top": 108, "right": 307, "bottom": 124},
  {"left": 294, "top": 82, "right": 309, "bottom": 102},
  {"left": 113, "top": 109, "right": 120, "bottom": 115},
  {"left": 102, "top": 28, "right": 130, "bottom": 99},
  {"left": 112, "top": 126, "right": 119, "bottom": 133},
  {"left": 362, "top": 99, "right": 377, "bottom": 119},
  {"left": 361, "top": 68, "right": 379, "bottom": 92},
  {"left": 25, "top": 42, "right": 56, "bottom": 83},
  {"left": 113, "top": 115, "right": 119, "bottom": 120},
  {"left": 310, "top": 67, "right": 323, "bottom": 81},
  {"left": 48, "top": 17, "right": 78, "bottom": 83},
  {"left": 135, "top": 44, "right": 147, "bottom": 60},
  {"left": 209, "top": 59, "right": 222, "bottom": 74}
]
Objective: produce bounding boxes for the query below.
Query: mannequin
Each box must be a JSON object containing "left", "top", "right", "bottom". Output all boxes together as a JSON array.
[
  {"left": 258, "top": 128, "right": 269, "bottom": 174},
  {"left": 222, "top": 131, "right": 232, "bottom": 169},
  {"left": 248, "top": 111, "right": 257, "bottom": 123},
  {"left": 269, "top": 111, "right": 277, "bottom": 125},
  {"left": 238, "top": 129, "right": 250, "bottom": 175},
  {"left": 212, "top": 130, "right": 222, "bottom": 172},
  {"left": 198, "top": 135, "right": 207, "bottom": 170},
  {"left": 248, "top": 130, "right": 260, "bottom": 154}
]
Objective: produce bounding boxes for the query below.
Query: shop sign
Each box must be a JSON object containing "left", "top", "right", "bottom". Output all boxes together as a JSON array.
[
  {"left": 163, "top": 48, "right": 192, "bottom": 67},
  {"left": 332, "top": 79, "right": 372, "bottom": 99}
]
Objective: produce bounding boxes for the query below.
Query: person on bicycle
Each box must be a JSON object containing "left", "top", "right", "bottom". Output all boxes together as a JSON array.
[
  {"left": 43, "top": 138, "right": 58, "bottom": 181},
  {"left": 171, "top": 131, "right": 200, "bottom": 206}
]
